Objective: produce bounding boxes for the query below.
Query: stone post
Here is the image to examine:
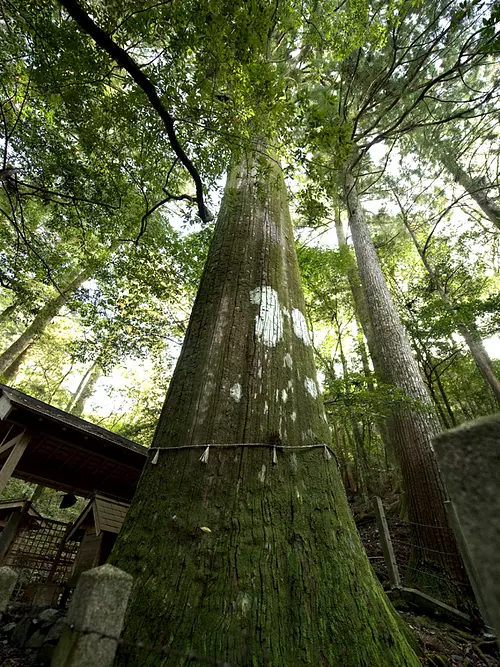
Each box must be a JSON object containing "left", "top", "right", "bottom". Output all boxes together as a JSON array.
[
  {"left": 0, "top": 565, "right": 18, "bottom": 612},
  {"left": 433, "top": 414, "right": 500, "bottom": 643},
  {"left": 51, "top": 564, "right": 133, "bottom": 667}
]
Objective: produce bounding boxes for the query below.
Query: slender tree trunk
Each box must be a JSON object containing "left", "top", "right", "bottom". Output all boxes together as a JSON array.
[
  {"left": 343, "top": 160, "right": 468, "bottom": 593},
  {"left": 0, "top": 242, "right": 118, "bottom": 378},
  {"left": 434, "top": 371, "right": 457, "bottom": 427},
  {"left": 66, "top": 360, "right": 101, "bottom": 417},
  {"left": 0, "top": 269, "right": 91, "bottom": 377},
  {"left": 335, "top": 212, "right": 395, "bottom": 487},
  {"left": 334, "top": 212, "right": 380, "bottom": 370},
  {"left": 0, "top": 303, "right": 17, "bottom": 327},
  {"left": 2, "top": 343, "right": 33, "bottom": 382},
  {"left": 440, "top": 153, "right": 500, "bottom": 229},
  {"left": 404, "top": 219, "right": 500, "bottom": 406},
  {"left": 110, "top": 153, "right": 419, "bottom": 666}
]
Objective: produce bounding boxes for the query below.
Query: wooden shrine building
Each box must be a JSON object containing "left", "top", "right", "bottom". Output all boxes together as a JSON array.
[
  {"left": 0, "top": 384, "right": 148, "bottom": 603},
  {"left": 0, "top": 384, "right": 147, "bottom": 500}
]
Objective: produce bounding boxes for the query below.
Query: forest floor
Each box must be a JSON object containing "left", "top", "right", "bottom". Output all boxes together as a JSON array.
[{"left": 354, "top": 498, "right": 499, "bottom": 667}]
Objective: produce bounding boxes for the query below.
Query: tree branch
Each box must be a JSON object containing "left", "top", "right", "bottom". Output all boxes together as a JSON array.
[{"left": 57, "top": 0, "right": 209, "bottom": 224}]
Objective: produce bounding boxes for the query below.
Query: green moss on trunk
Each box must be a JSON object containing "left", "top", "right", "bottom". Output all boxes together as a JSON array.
[{"left": 110, "top": 152, "right": 420, "bottom": 666}]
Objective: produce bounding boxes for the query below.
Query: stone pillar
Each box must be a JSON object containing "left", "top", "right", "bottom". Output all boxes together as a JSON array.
[
  {"left": 433, "top": 415, "right": 500, "bottom": 642},
  {"left": 0, "top": 565, "right": 18, "bottom": 612},
  {"left": 51, "top": 564, "right": 133, "bottom": 667}
]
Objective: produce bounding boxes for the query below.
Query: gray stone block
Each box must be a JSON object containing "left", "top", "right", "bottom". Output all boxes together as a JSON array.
[
  {"left": 51, "top": 564, "right": 133, "bottom": 667},
  {"left": 45, "top": 617, "right": 66, "bottom": 644},
  {"left": 11, "top": 617, "right": 34, "bottom": 647},
  {"left": 433, "top": 414, "right": 500, "bottom": 641},
  {"left": 0, "top": 566, "right": 18, "bottom": 612},
  {"left": 26, "top": 628, "right": 48, "bottom": 649},
  {"left": 38, "top": 608, "right": 61, "bottom": 623}
]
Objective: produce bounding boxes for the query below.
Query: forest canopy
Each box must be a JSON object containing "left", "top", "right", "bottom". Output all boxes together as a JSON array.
[
  {"left": 1, "top": 1, "right": 500, "bottom": 664},
  {"left": 1, "top": 0, "right": 498, "bottom": 458}
]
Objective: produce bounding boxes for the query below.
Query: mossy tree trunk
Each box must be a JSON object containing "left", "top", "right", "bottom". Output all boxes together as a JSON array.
[
  {"left": 343, "top": 160, "right": 468, "bottom": 594},
  {"left": 110, "top": 152, "right": 420, "bottom": 666}
]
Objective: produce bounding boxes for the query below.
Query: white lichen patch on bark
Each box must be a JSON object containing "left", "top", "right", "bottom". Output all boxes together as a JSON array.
[
  {"left": 230, "top": 383, "right": 242, "bottom": 402},
  {"left": 304, "top": 377, "right": 318, "bottom": 398},
  {"left": 291, "top": 411, "right": 297, "bottom": 422},
  {"left": 250, "top": 286, "right": 283, "bottom": 347},
  {"left": 291, "top": 308, "right": 311, "bottom": 346},
  {"left": 264, "top": 401, "right": 269, "bottom": 414},
  {"left": 258, "top": 464, "right": 266, "bottom": 484},
  {"left": 283, "top": 353, "right": 293, "bottom": 368},
  {"left": 281, "top": 389, "right": 288, "bottom": 403}
]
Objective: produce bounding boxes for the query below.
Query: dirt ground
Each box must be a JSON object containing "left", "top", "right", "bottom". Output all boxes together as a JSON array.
[{"left": 355, "top": 502, "right": 499, "bottom": 667}]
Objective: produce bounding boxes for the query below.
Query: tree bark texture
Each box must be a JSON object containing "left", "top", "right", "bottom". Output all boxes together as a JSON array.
[
  {"left": 405, "top": 221, "right": 500, "bottom": 406},
  {"left": 441, "top": 153, "right": 500, "bottom": 230},
  {"left": 0, "top": 303, "right": 17, "bottom": 327},
  {"left": 110, "top": 153, "right": 420, "bottom": 666},
  {"left": 343, "top": 162, "right": 468, "bottom": 590}
]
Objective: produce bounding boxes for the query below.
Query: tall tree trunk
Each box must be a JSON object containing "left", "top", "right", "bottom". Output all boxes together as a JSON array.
[
  {"left": 343, "top": 160, "right": 468, "bottom": 593},
  {"left": 2, "top": 343, "right": 33, "bottom": 382},
  {"left": 334, "top": 212, "right": 380, "bottom": 370},
  {"left": 66, "top": 360, "right": 101, "bottom": 417},
  {"left": 335, "top": 212, "right": 395, "bottom": 485},
  {"left": 440, "top": 153, "right": 500, "bottom": 229},
  {"left": 110, "top": 153, "right": 419, "bottom": 666},
  {"left": 404, "top": 219, "right": 500, "bottom": 406}
]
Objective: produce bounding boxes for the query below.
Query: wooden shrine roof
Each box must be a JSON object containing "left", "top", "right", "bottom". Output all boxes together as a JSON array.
[
  {"left": 66, "top": 493, "right": 130, "bottom": 541},
  {"left": 0, "top": 498, "right": 42, "bottom": 527},
  {"left": 0, "top": 384, "right": 147, "bottom": 501}
]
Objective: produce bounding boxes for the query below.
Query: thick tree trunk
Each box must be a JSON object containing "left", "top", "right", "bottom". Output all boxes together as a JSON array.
[
  {"left": 404, "top": 220, "right": 500, "bottom": 406},
  {"left": 110, "top": 153, "right": 419, "bottom": 666},
  {"left": 441, "top": 153, "right": 500, "bottom": 229},
  {"left": 343, "top": 162, "right": 468, "bottom": 593}
]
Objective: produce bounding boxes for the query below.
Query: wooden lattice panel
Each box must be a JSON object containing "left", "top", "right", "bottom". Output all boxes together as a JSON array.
[{"left": 6, "top": 517, "right": 79, "bottom": 601}]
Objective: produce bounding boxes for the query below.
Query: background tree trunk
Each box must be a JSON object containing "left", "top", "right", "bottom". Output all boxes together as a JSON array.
[
  {"left": 1, "top": 343, "right": 33, "bottom": 382},
  {"left": 440, "top": 153, "right": 500, "bottom": 229},
  {"left": 110, "top": 153, "right": 420, "bottom": 666},
  {"left": 343, "top": 160, "right": 468, "bottom": 595},
  {"left": 0, "top": 241, "right": 119, "bottom": 378},
  {"left": 66, "top": 360, "right": 102, "bottom": 417},
  {"left": 404, "top": 219, "right": 500, "bottom": 406}
]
